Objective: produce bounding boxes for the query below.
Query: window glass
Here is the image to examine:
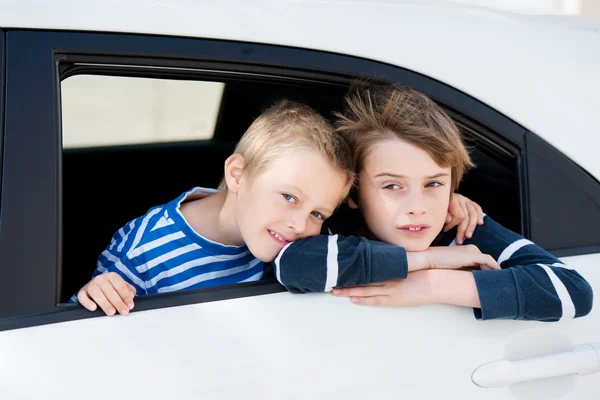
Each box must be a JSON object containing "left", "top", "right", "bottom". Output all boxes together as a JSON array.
[{"left": 61, "top": 75, "right": 224, "bottom": 148}]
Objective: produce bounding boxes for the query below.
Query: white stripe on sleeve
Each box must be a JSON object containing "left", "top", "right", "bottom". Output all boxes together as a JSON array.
[
  {"left": 274, "top": 241, "right": 293, "bottom": 284},
  {"left": 150, "top": 215, "right": 175, "bottom": 232},
  {"left": 145, "top": 251, "right": 252, "bottom": 289},
  {"left": 110, "top": 227, "right": 125, "bottom": 251},
  {"left": 101, "top": 250, "right": 147, "bottom": 290},
  {"left": 127, "top": 232, "right": 184, "bottom": 259},
  {"left": 324, "top": 235, "right": 339, "bottom": 292},
  {"left": 497, "top": 238, "right": 533, "bottom": 265},
  {"left": 538, "top": 264, "right": 576, "bottom": 320},
  {"left": 134, "top": 243, "right": 200, "bottom": 274},
  {"left": 157, "top": 258, "right": 262, "bottom": 293},
  {"left": 130, "top": 207, "right": 162, "bottom": 251},
  {"left": 116, "top": 220, "right": 136, "bottom": 253},
  {"left": 239, "top": 271, "right": 264, "bottom": 283},
  {"left": 96, "top": 260, "right": 107, "bottom": 274}
]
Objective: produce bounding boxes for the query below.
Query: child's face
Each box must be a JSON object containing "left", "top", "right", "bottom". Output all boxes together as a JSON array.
[
  {"left": 234, "top": 149, "right": 348, "bottom": 262},
  {"left": 355, "top": 138, "right": 452, "bottom": 251}
]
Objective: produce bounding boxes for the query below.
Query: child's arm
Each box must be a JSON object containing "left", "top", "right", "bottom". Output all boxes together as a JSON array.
[
  {"left": 274, "top": 235, "right": 500, "bottom": 292},
  {"left": 273, "top": 235, "right": 410, "bottom": 293},
  {"left": 71, "top": 224, "right": 148, "bottom": 316},
  {"left": 462, "top": 215, "right": 594, "bottom": 321},
  {"left": 334, "top": 216, "right": 594, "bottom": 321}
]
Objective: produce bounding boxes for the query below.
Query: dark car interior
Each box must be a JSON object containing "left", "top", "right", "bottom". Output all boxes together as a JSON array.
[{"left": 60, "top": 76, "right": 521, "bottom": 303}]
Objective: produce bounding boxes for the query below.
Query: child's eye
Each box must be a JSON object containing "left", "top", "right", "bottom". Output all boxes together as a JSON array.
[
  {"left": 383, "top": 184, "right": 401, "bottom": 190},
  {"left": 311, "top": 211, "right": 325, "bottom": 220},
  {"left": 282, "top": 193, "right": 297, "bottom": 204},
  {"left": 426, "top": 181, "right": 444, "bottom": 188}
]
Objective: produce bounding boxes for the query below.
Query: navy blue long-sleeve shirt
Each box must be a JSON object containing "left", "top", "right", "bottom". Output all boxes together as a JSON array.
[{"left": 272, "top": 214, "right": 593, "bottom": 321}]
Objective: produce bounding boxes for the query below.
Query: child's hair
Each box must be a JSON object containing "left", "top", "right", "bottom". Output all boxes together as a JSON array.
[
  {"left": 220, "top": 100, "right": 355, "bottom": 197},
  {"left": 336, "top": 82, "right": 474, "bottom": 194}
]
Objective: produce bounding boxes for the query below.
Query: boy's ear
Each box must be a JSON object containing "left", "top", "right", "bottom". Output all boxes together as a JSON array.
[
  {"left": 224, "top": 153, "right": 246, "bottom": 194},
  {"left": 347, "top": 196, "right": 359, "bottom": 209}
]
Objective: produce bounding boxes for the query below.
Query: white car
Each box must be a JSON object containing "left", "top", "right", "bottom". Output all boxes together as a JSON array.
[{"left": 0, "top": 1, "right": 599, "bottom": 399}]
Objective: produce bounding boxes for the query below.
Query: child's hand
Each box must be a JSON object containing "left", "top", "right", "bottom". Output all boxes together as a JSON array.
[
  {"left": 331, "top": 270, "right": 435, "bottom": 307},
  {"left": 421, "top": 245, "right": 500, "bottom": 271},
  {"left": 444, "top": 193, "right": 484, "bottom": 244},
  {"left": 77, "top": 272, "right": 136, "bottom": 316}
]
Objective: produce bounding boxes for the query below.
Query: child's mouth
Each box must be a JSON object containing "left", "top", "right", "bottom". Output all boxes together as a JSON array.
[
  {"left": 398, "top": 225, "right": 430, "bottom": 236},
  {"left": 268, "top": 229, "right": 291, "bottom": 246}
]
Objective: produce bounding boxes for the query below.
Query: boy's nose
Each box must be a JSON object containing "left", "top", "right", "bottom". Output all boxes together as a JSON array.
[
  {"left": 407, "top": 193, "right": 427, "bottom": 216},
  {"left": 287, "top": 214, "right": 307, "bottom": 235}
]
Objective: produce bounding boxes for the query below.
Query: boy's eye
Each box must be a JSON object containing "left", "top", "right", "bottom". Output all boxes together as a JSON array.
[
  {"left": 311, "top": 211, "right": 325, "bottom": 220},
  {"left": 282, "top": 193, "right": 297, "bottom": 204},
  {"left": 426, "top": 181, "right": 444, "bottom": 188},
  {"left": 383, "top": 184, "right": 401, "bottom": 190}
]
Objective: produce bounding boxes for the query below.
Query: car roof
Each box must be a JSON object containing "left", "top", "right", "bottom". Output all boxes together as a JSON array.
[{"left": 1, "top": 0, "right": 599, "bottom": 179}]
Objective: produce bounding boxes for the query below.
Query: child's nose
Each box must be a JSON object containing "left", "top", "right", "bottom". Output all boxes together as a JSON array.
[
  {"left": 287, "top": 214, "right": 307, "bottom": 235},
  {"left": 407, "top": 193, "right": 427, "bottom": 216}
]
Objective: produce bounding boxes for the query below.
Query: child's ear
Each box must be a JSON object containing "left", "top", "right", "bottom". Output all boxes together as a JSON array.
[
  {"left": 224, "top": 154, "right": 246, "bottom": 194},
  {"left": 347, "top": 196, "right": 359, "bottom": 209}
]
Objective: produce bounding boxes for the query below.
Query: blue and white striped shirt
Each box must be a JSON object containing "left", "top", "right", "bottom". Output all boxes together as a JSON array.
[{"left": 73, "top": 188, "right": 263, "bottom": 300}]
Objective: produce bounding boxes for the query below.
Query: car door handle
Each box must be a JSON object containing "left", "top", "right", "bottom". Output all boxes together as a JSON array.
[{"left": 472, "top": 343, "right": 600, "bottom": 388}]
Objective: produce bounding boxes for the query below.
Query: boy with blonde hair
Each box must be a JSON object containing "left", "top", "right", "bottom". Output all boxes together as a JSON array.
[
  {"left": 74, "top": 100, "right": 355, "bottom": 316},
  {"left": 274, "top": 83, "right": 593, "bottom": 321}
]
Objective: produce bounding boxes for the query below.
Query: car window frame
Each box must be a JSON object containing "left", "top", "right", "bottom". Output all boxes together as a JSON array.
[
  {"left": 0, "top": 30, "right": 4, "bottom": 204},
  {"left": 0, "top": 29, "right": 531, "bottom": 330}
]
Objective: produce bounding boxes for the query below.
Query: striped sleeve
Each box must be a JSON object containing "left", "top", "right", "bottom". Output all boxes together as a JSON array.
[
  {"left": 467, "top": 216, "right": 593, "bottom": 321},
  {"left": 273, "top": 234, "right": 409, "bottom": 293},
  {"left": 68, "top": 210, "right": 162, "bottom": 303}
]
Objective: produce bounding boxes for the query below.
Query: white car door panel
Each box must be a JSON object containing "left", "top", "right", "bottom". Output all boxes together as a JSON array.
[{"left": 0, "top": 253, "right": 598, "bottom": 400}]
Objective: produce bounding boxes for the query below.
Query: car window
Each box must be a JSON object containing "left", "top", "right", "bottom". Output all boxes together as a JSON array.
[
  {"left": 59, "top": 70, "right": 349, "bottom": 304},
  {"left": 0, "top": 29, "right": 529, "bottom": 327},
  {"left": 61, "top": 75, "right": 224, "bottom": 148}
]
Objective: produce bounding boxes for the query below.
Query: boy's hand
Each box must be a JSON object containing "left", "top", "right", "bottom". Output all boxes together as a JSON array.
[
  {"left": 77, "top": 272, "right": 136, "bottom": 316},
  {"left": 332, "top": 270, "right": 482, "bottom": 309},
  {"left": 422, "top": 245, "right": 500, "bottom": 271},
  {"left": 444, "top": 193, "right": 484, "bottom": 244},
  {"left": 331, "top": 270, "right": 435, "bottom": 307}
]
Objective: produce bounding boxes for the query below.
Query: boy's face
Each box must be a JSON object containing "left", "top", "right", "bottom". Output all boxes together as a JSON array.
[
  {"left": 233, "top": 149, "right": 348, "bottom": 262},
  {"left": 355, "top": 138, "right": 452, "bottom": 251}
]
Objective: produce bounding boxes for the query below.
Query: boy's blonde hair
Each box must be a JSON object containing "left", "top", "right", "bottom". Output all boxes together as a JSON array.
[
  {"left": 220, "top": 100, "right": 355, "bottom": 197},
  {"left": 336, "top": 82, "right": 474, "bottom": 194}
]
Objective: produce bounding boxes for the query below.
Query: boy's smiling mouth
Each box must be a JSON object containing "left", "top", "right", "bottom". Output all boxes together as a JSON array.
[
  {"left": 268, "top": 229, "right": 292, "bottom": 246},
  {"left": 398, "top": 224, "right": 430, "bottom": 236}
]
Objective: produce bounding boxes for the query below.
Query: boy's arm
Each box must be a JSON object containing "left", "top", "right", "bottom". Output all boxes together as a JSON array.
[
  {"left": 460, "top": 215, "right": 594, "bottom": 321},
  {"left": 273, "top": 234, "right": 416, "bottom": 293},
  {"left": 70, "top": 223, "right": 148, "bottom": 315}
]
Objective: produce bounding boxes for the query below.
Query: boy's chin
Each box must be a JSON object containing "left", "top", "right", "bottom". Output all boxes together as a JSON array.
[
  {"left": 389, "top": 237, "right": 432, "bottom": 252},
  {"left": 247, "top": 246, "right": 279, "bottom": 263}
]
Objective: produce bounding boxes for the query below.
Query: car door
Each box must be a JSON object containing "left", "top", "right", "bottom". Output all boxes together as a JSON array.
[{"left": 0, "top": 30, "right": 598, "bottom": 400}]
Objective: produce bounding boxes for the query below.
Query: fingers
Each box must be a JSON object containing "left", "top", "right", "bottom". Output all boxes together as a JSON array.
[
  {"left": 350, "top": 296, "right": 387, "bottom": 306},
  {"left": 77, "top": 288, "right": 97, "bottom": 312},
  {"left": 100, "top": 276, "right": 131, "bottom": 316},
  {"left": 455, "top": 212, "right": 469, "bottom": 245},
  {"left": 444, "top": 214, "right": 459, "bottom": 232},
  {"left": 465, "top": 202, "right": 479, "bottom": 240},
  {"left": 86, "top": 282, "right": 116, "bottom": 316},
  {"left": 108, "top": 273, "right": 135, "bottom": 311},
  {"left": 79, "top": 273, "right": 136, "bottom": 316},
  {"left": 474, "top": 202, "right": 484, "bottom": 225},
  {"left": 127, "top": 283, "right": 137, "bottom": 297},
  {"left": 332, "top": 286, "right": 383, "bottom": 297},
  {"left": 479, "top": 254, "right": 501, "bottom": 270}
]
